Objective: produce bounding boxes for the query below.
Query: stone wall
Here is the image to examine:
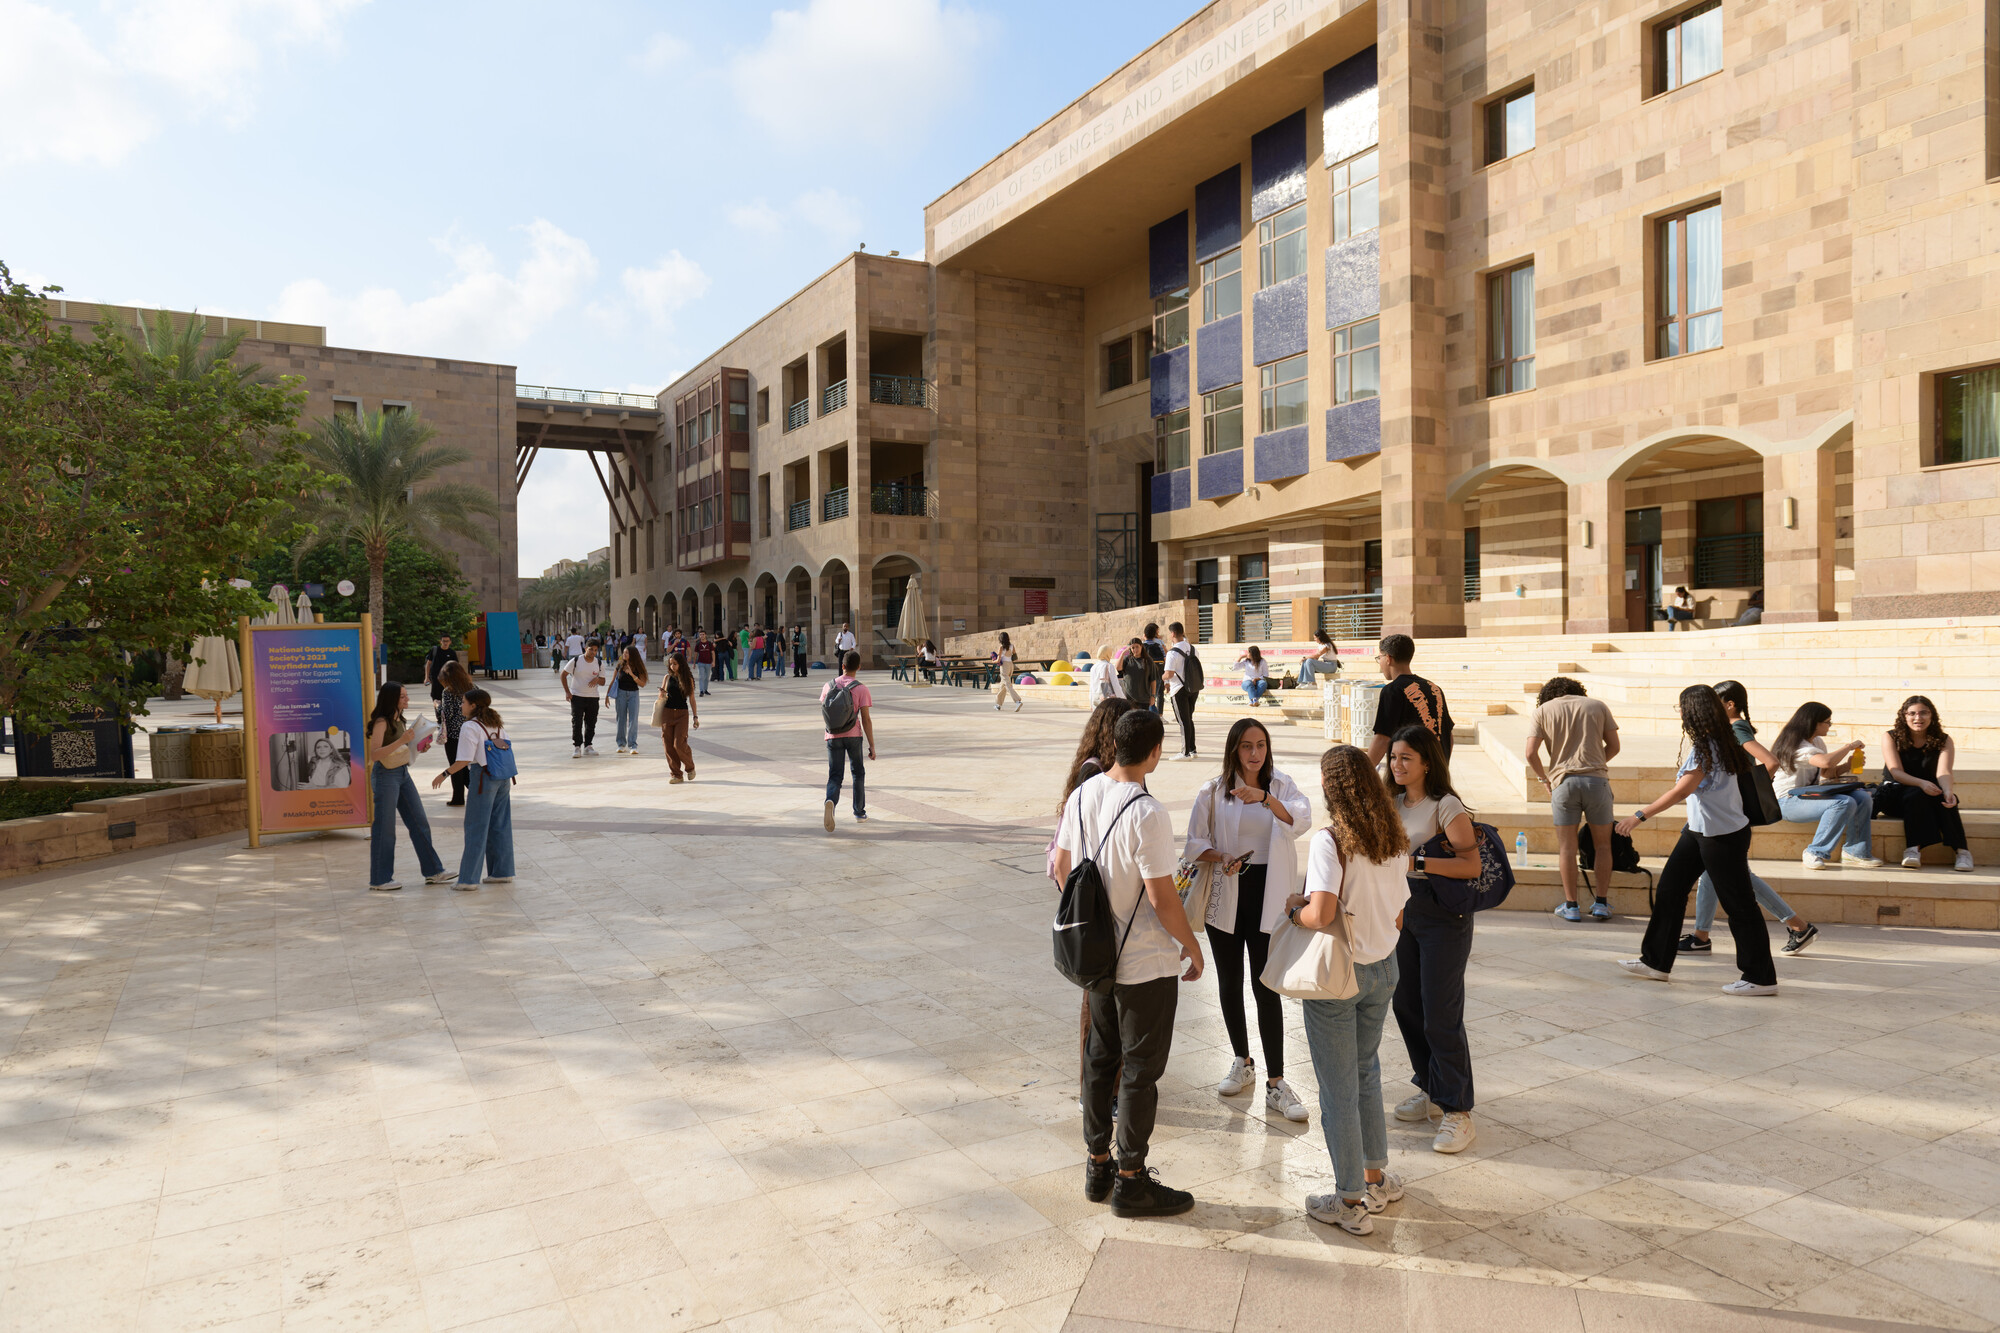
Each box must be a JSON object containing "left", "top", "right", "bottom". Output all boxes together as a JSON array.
[
  {"left": 945, "top": 600, "right": 1198, "bottom": 661},
  {"left": 0, "top": 779, "right": 246, "bottom": 880}
]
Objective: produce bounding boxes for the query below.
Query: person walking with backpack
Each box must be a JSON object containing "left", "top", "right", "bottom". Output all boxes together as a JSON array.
[
  {"left": 1055, "top": 697, "right": 1137, "bottom": 1111},
  {"left": 1367, "top": 635, "right": 1454, "bottom": 763},
  {"left": 1385, "top": 723, "right": 1482, "bottom": 1155},
  {"left": 1163, "top": 622, "right": 1202, "bottom": 760},
  {"left": 1524, "top": 677, "right": 1620, "bottom": 922},
  {"left": 1142, "top": 622, "right": 1166, "bottom": 715},
  {"left": 431, "top": 688, "right": 515, "bottom": 890},
  {"left": 561, "top": 640, "right": 608, "bottom": 757},
  {"left": 655, "top": 653, "right": 699, "bottom": 782},
  {"left": 1053, "top": 709, "right": 1205, "bottom": 1218},
  {"left": 820, "top": 651, "right": 874, "bottom": 830}
]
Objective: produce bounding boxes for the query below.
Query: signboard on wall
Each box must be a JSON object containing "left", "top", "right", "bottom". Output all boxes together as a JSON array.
[
  {"left": 1024, "top": 589, "right": 1049, "bottom": 617},
  {"left": 240, "top": 618, "right": 373, "bottom": 847}
]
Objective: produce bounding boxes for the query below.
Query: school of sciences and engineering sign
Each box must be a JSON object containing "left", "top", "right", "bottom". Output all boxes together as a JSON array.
[{"left": 931, "top": 0, "right": 1343, "bottom": 254}]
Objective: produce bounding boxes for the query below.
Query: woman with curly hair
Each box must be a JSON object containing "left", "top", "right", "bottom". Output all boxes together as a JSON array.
[
  {"left": 1281, "top": 744, "right": 1410, "bottom": 1236},
  {"left": 1877, "top": 695, "right": 1970, "bottom": 870}
]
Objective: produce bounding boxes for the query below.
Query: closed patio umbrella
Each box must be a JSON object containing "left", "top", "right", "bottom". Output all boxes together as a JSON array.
[
  {"left": 897, "top": 572, "right": 927, "bottom": 645},
  {"left": 295, "top": 590, "right": 313, "bottom": 623},
  {"left": 183, "top": 633, "right": 242, "bottom": 724}
]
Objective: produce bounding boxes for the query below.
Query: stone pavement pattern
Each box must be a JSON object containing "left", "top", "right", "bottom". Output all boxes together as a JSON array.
[{"left": 2, "top": 670, "right": 1998, "bottom": 1332}]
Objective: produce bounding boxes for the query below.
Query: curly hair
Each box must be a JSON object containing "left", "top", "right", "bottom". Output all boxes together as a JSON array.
[
  {"left": 1679, "top": 684, "right": 1753, "bottom": 777},
  {"left": 1889, "top": 694, "right": 1948, "bottom": 752},
  {"left": 1536, "top": 676, "right": 1586, "bottom": 705},
  {"left": 1059, "top": 698, "right": 1135, "bottom": 813},
  {"left": 1320, "top": 745, "right": 1408, "bottom": 863}
]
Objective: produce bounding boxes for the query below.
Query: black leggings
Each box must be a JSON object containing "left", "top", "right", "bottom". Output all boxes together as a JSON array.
[
  {"left": 1641, "top": 825, "right": 1776, "bottom": 986},
  {"left": 1207, "top": 864, "right": 1284, "bottom": 1078}
]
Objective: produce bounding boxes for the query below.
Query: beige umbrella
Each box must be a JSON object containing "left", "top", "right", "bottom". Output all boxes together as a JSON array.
[
  {"left": 897, "top": 572, "right": 927, "bottom": 644},
  {"left": 263, "top": 586, "right": 294, "bottom": 626},
  {"left": 294, "top": 590, "right": 313, "bottom": 624},
  {"left": 184, "top": 633, "right": 242, "bottom": 724}
]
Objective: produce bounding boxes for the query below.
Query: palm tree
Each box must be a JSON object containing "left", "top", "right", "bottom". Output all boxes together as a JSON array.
[
  {"left": 294, "top": 409, "right": 499, "bottom": 656},
  {"left": 115, "top": 308, "right": 265, "bottom": 384}
]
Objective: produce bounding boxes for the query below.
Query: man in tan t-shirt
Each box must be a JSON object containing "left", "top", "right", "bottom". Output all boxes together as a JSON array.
[{"left": 1525, "top": 677, "right": 1621, "bottom": 921}]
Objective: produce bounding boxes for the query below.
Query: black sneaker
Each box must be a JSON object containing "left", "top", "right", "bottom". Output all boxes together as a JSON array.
[
  {"left": 1677, "top": 933, "right": 1712, "bottom": 953},
  {"left": 1111, "top": 1167, "right": 1195, "bottom": 1218},
  {"left": 1783, "top": 922, "right": 1819, "bottom": 955},
  {"left": 1084, "top": 1156, "right": 1116, "bottom": 1203}
]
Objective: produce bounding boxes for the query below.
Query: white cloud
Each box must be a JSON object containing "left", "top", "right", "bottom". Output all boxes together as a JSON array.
[
  {"left": 114, "top": 0, "right": 366, "bottom": 118},
  {"left": 726, "top": 200, "right": 786, "bottom": 235},
  {"left": 634, "top": 31, "right": 688, "bottom": 72},
  {"left": 622, "top": 251, "right": 710, "bottom": 328},
  {"left": 729, "top": 0, "right": 988, "bottom": 145},
  {"left": 0, "top": 1, "right": 154, "bottom": 166},
  {"left": 273, "top": 219, "right": 598, "bottom": 362}
]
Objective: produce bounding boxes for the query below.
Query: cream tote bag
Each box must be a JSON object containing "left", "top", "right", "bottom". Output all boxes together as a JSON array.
[{"left": 1259, "top": 843, "right": 1359, "bottom": 1001}]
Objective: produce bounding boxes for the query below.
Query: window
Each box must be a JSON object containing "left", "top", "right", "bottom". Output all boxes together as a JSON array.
[
  {"left": 1463, "top": 528, "right": 1481, "bottom": 601},
  {"left": 1487, "top": 263, "right": 1536, "bottom": 395},
  {"left": 1200, "top": 250, "right": 1242, "bottom": 324},
  {"left": 331, "top": 397, "right": 359, "bottom": 423},
  {"left": 1655, "top": 0, "right": 1722, "bottom": 94},
  {"left": 1201, "top": 387, "right": 1243, "bottom": 455},
  {"left": 1937, "top": 365, "right": 2000, "bottom": 464},
  {"left": 731, "top": 492, "right": 750, "bottom": 523},
  {"left": 1155, "top": 409, "right": 1191, "bottom": 472},
  {"left": 1484, "top": 85, "right": 1535, "bottom": 164},
  {"left": 1656, "top": 201, "right": 1722, "bottom": 358},
  {"left": 1363, "top": 539, "right": 1383, "bottom": 592},
  {"left": 757, "top": 387, "right": 770, "bottom": 424},
  {"left": 729, "top": 378, "right": 748, "bottom": 432},
  {"left": 1331, "top": 318, "right": 1380, "bottom": 404},
  {"left": 1154, "top": 288, "right": 1190, "bottom": 351},
  {"left": 1259, "top": 354, "right": 1309, "bottom": 433},
  {"left": 1694, "top": 493, "right": 1764, "bottom": 586},
  {"left": 1102, "top": 332, "right": 1151, "bottom": 392},
  {"left": 1258, "top": 202, "right": 1308, "bottom": 287},
  {"left": 1330, "top": 149, "right": 1379, "bottom": 243},
  {"left": 381, "top": 401, "right": 410, "bottom": 417}
]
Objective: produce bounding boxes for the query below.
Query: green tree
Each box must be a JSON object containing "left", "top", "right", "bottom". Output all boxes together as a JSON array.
[
  {"left": 293, "top": 408, "right": 499, "bottom": 655},
  {"left": 0, "top": 263, "right": 317, "bottom": 731},
  {"left": 248, "top": 537, "right": 476, "bottom": 661},
  {"left": 115, "top": 308, "right": 264, "bottom": 386},
  {"left": 521, "top": 556, "right": 608, "bottom": 632}
]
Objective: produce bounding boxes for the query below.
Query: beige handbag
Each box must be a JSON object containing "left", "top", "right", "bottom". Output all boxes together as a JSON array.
[
  {"left": 1259, "top": 840, "right": 1359, "bottom": 1000},
  {"left": 1175, "top": 784, "right": 1219, "bottom": 928},
  {"left": 649, "top": 691, "right": 669, "bottom": 728}
]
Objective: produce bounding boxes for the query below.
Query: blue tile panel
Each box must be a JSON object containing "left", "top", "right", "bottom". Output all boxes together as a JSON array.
[
  {"left": 1197, "top": 449, "right": 1243, "bottom": 501},
  {"left": 1172, "top": 466, "right": 1191, "bottom": 509},
  {"left": 1254, "top": 426, "right": 1309, "bottom": 482},
  {"left": 1149, "top": 211, "right": 1189, "bottom": 299},
  {"left": 1250, "top": 109, "right": 1308, "bottom": 221},
  {"left": 1195, "top": 314, "right": 1242, "bottom": 396},
  {"left": 1325, "top": 232, "right": 1381, "bottom": 329},
  {"left": 1323, "top": 47, "right": 1379, "bottom": 165},
  {"left": 1326, "top": 398, "right": 1382, "bottom": 461},
  {"left": 1149, "top": 468, "right": 1192, "bottom": 514},
  {"left": 1194, "top": 165, "right": 1241, "bottom": 262},
  {"left": 1150, "top": 345, "right": 1189, "bottom": 417},
  {"left": 1252, "top": 274, "right": 1308, "bottom": 365}
]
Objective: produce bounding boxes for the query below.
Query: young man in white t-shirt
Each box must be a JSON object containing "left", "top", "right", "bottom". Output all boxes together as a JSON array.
[
  {"left": 561, "top": 642, "right": 608, "bottom": 757},
  {"left": 1053, "top": 710, "right": 1205, "bottom": 1218},
  {"left": 1162, "top": 622, "right": 1199, "bottom": 761}
]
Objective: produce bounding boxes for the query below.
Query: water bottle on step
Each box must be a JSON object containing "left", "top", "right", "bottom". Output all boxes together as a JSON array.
[{"left": 1515, "top": 832, "right": 1528, "bottom": 867}]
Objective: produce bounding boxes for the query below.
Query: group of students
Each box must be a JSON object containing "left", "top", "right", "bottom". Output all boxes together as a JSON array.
[{"left": 364, "top": 679, "right": 515, "bottom": 892}]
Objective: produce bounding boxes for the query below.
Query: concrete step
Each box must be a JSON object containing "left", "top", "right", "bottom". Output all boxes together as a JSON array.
[{"left": 1494, "top": 857, "right": 1998, "bottom": 929}]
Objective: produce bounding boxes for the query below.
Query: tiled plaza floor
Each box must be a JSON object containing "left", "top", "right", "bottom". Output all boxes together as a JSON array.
[{"left": 2, "top": 669, "right": 1997, "bottom": 1331}]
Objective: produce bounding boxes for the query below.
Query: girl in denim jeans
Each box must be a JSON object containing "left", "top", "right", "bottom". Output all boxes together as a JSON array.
[{"left": 364, "top": 683, "right": 451, "bottom": 892}]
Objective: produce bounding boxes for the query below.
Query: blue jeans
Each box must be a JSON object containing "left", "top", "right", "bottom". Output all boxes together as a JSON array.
[
  {"left": 1781, "top": 790, "right": 1874, "bottom": 861},
  {"left": 613, "top": 689, "right": 640, "bottom": 748},
  {"left": 749, "top": 652, "right": 763, "bottom": 680},
  {"left": 369, "top": 763, "right": 444, "bottom": 886},
  {"left": 695, "top": 662, "right": 711, "bottom": 694},
  {"left": 1243, "top": 678, "right": 1268, "bottom": 704},
  {"left": 457, "top": 770, "right": 515, "bottom": 885},
  {"left": 1301, "top": 955, "right": 1398, "bottom": 1201},
  {"left": 1695, "top": 870, "right": 1796, "bottom": 933},
  {"left": 1298, "top": 660, "right": 1334, "bottom": 687},
  {"left": 826, "top": 735, "right": 865, "bottom": 816}
]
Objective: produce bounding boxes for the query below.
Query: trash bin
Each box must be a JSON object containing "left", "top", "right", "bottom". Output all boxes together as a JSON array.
[
  {"left": 190, "top": 725, "right": 243, "bottom": 780},
  {"left": 1343, "top": 681, "right": 1384, "bottom": 749},
  {"left": 148, "top": 726, "right": 194, "bottom": 779}
]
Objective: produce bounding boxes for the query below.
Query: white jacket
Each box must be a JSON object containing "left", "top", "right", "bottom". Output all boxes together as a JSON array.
[
  {"left": 1183, "top": 768, "right": 1312, "bottom": 932},
  {"left": 1088, "top": 658, "right": 1119, "bottom": 704}
]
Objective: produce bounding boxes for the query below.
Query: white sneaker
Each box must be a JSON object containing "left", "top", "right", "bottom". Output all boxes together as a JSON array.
[
  {"left": 1955, "top": 849, "right": 1975, "bottom": 872},
  {"left": 484, "top": 876, "right": 514, "bottom": 883},
  {"left": 1433, "top": 1111, "right": 1476, "bottom": 1154},
  {"left": 1902, "top": 847, "right": 1922, "bottom": 868},
  {"left": 1266, "top": 1079, "right": 1308, "bottom": 1122},
  {"left": 1844, "top": 853, "right": 1884, "bottom": 868},
  {"left": 368, "top": 882, "right": 402, "bottom": 893},
  {"left": 822, "top": 800, "right": 836, "bottom": 833},
  {"left": 1305, "top": 1193, "right": 1373, "bottom": 1235},
  {"left": 1364, "top": 1171, "right": 1405, "bottom": 1212},
  {"left": 1393, "top": 1091, "right": 1436, "bottom": 1123},
  {"left": 573, "top": 745, "right": 583, "bottom": 758},
  {"left": 1217, "top": 1057, "right": 1254, "bottom": 1096},
  {"left": 1170, "top": 753, "right": 1198, "bottom": 762},
  {"left": 1722, "top": 979, "right": 1779, "bottom": 996},
  {"left": 1802, "top": 853, "right": 1828, "bottom": 870},
  {"left": 1616, "top": 958, "right": 1671, "bottom": 982},
  {"left": 583, "top": 745, "right": 597, "bottom": 756}
]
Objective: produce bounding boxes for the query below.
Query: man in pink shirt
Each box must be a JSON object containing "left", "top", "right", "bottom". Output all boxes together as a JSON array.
[{"left": 820, "top": 650, "right": 875, "bottom": 830}]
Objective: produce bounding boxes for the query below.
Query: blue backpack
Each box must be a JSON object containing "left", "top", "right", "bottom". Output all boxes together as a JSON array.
[{"left": 478, "top": 731, "right": 518, "bottom": 791}]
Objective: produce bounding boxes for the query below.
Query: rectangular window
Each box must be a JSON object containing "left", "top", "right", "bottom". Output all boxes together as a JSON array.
[
  {"left": 1484, "top": 86, "right": 1535, "bottom": 164},
  {"left": 331, "top": 397, "right": 359, "bottom": 422},
  {"left": 1486, "top": 263, "right": 1536, "bottom": 396},
  {"left": 1102, "top": 333, "right": 1146, "bottom": 392},
  {"left": 1363, "top": 539, "right": 1383, "bottom": 593},
  {"left": 1463, "top": 527, "right": 1481, "bottom": 601},
  {"left": 1656, "top": 201, "right": 1723, "bottom": 358},
  {"left": 1155, "top": 409, "right": 1191, "bottom": 472},
  {"left": 1200, "top": 250, "right": 1242, "bottom": 324},
  {"left": 1153, "top": 288, "right": 1190, "bottom": 352},
  {"left": 1259, "top": 354, "right": 1309, "bottom": 433},
  {"left": 1330, "top": 149, "right": 1379, "bottom": 243},
  {"left": 1201, "top": 386, "right": 1244, "bottom": 455},
  {"left": 731, "top": 492, "right": 749, "bottom": 523},
  {"left": 1257, "top": 202, "right": 1309, "bottom": 287},
  {"left": 1331, "top": 317, "right": 1380, "bottom": 404},
  {"left": 1656, "top": 0, "right": 1723, "bottom": 94},
  {"left": 1937, "top": 365, "right": 2000, "bottom": 465},
  {"left": 756, "top": 387, "right": 770, "bottom": 424}
]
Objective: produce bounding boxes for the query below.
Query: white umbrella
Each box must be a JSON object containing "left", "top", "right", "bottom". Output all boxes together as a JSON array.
[
  {"left": 295, "top": 590, "right": 313, "bottom": 623},
  {"left": 184, "top": 634, "right": 242, "bottom": 724},
  {"left": 896, "top": 572, "right": 927, "bottom": 645},
  {"left": 264, "top": 586, "right": 294, "bottom": 625}
]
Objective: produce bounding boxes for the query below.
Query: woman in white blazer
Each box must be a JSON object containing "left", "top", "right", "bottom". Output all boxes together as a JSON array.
[{"left": 1184, "top": 717, "right": 1313, "bottom": 1121}]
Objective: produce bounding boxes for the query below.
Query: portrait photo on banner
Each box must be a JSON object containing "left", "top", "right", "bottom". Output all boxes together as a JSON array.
[{"left": 267, "top": 728, "right": 354, "bottom": 793}]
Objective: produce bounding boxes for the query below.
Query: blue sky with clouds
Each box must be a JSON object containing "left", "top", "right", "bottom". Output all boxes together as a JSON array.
[{"left": 2, "top": 0, "right": 1181, "bottom": 575}]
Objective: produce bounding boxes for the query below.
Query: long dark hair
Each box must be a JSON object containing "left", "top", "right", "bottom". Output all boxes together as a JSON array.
[
  {"left": 622, "top": 645, "right": 648, "bottom": 682},
  {"left": 668, "top": 653, "right": 695, "bottom": 695},
  {"left": 1712, "top": 679, "right": 1751, "bottom": 725},
  {"left": 1060, "top": 698, "right": 1135, "bottom": 813},
  {"left": 1320, "top": 745, "right": 1408, "bottom": 863},
  {"left": 463, "top": 688, "right": 503, "bottom": 731},
  {"left": 1679, "top": 685, "right": 1752, "bottom": 776},
  {"left": 368, "top": 682, "right": 403, "bottom": 734},
  {"left": 438, "top": 660, "right": 474, "bottom": 696},
  {"left": 1244, "top": 644, "right": 1262, "bottom": 665},
  {"left": 1890, "top": 694, "right": 1948, "bottom": 752},
  {"left": 1771, "top": 702, "right": 1833, "bottom": 775},
  {"left": 1386, "top": 723, "right": 1462, "bottom": 805},
  {"left": 1220, "top": 718, "right": 1274, "bottom": 797}
]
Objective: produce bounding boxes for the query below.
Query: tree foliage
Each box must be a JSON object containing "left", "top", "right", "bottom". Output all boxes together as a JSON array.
[
  {"left": 0, "top": 264, "right": 318, "bottom": 731},
  {"left": 520, "top": 556, "right": 609, "bottom": 629},
  {"left": 248, "top": 537, "right": 477, "bottom": 661}
]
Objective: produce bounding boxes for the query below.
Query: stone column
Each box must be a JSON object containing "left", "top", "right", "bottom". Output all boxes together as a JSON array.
[
  {"left": 1762, "top": 448, "right": 1836, "bottom": 622},
  {"left": 1565, "top": 479, "right": 1628, "bottom": 634}
]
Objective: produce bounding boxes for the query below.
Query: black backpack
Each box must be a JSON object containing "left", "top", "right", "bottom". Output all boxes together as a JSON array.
[
  {"left": 1176, "top": 644, "right": 1204, "bottom": 699},
  {"left": 821, "top": 678, "right": 860, "bottom": 733},
  {"left": 1578, "top": 828, "right": 1654, "bottom": 904},
  {"left": 1052, "top": 792, "right": 1148, "bottom": 995}
]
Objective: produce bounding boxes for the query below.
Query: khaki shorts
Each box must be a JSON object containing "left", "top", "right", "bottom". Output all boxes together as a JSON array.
[{"left": 1551, "top": 774, "right": 1614, "bottom": 827}]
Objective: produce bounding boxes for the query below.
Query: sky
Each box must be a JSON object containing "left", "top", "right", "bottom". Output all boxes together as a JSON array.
[{"left": 1, "top": 0, "right": 1184, "bottom": 578}]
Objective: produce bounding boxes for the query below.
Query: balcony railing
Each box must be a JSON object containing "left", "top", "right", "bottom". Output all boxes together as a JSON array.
[
  {"left": 1693, "top": 533, "right": 1764, "bottom": 588},
  {"left": 1463, "top": 572, "right": 1482, "bottom": 603},
  {"left": 516, "top": 384, "right": 656, "bottom": 408},
  {"left": 1235, "top": 601, "right": 1292, "bottom": 643},
  {"left": 821, "top": 379, "right": 848, "bottom": 414},
  {"left": 869, "top": 374, "right": 929, "bottom": 407},
  {"left": 1196, "top": 605, "right": 1213, "bottom": 644},
  {"left": 787, "top": 501, "right": 811, "bottom": 532},
  {"left": 870, "top": 482, "right": 928, "bottom": 517},
  {"left": 822, "top": 487, "right": 850, "bottom": 521},
  {"left": 785, "top": 400, "right": 809, "bottom": 431},
  {"left": 1319, "top": 594, "right": 1384, "bottom": 643}
]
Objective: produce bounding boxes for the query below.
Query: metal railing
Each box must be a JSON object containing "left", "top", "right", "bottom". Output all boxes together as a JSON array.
[
  {"left": 1235, "top": 601, "right": 1293, "bottom": 642},
  {"left": 871, "top": 482, "right": 928, "bottom": 516},
  {"left": 821, "top": 379, "right": 848, "bottom": 414},
  {"left": 822, "top": 487, "right": 850, "bottom": 521},
  {"left": 870, "top": 374, "right": 929, "bottom": 407},
  {"left": 516, "top": 384, "right": 657, "bottom": 408},
  {"left": 1693, "top": 533, "right": 1763, "bottom": 588},
  {"left": 1196, "top": 605, "right": 1214, "bottom": 644},
  {"left": 1319, "top": 593, "right": 1384, "bottom": 642},
  {"left": 787, "top": 501, "right": 811, "bottom": 532},
  {"left": 1463, "top": 573, "right": 1482, "bottom": 602},
  {"left": 785, "top": 400, "right": 809, "bottom": 431}
]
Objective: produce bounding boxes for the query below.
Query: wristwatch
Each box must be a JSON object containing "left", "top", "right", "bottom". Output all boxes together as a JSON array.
[
  {"left": 1287, "top": 903, "right": 1301, "bottom": 924},
  {"left": 1413, "top": 853, "right": 1428, "bottom": 874},
  {"left": 1633, "top": 810, "right": 1649, "bottom": 822}
]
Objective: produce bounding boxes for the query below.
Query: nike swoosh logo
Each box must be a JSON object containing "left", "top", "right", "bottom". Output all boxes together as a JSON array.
[{"left": 1053, "top": 920, "right": 1089, "bottom": 931}]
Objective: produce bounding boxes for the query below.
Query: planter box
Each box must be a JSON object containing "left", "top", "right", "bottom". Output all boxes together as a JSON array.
[{"left": 0, "top": 779, "right": 246, "bottom": 881}]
